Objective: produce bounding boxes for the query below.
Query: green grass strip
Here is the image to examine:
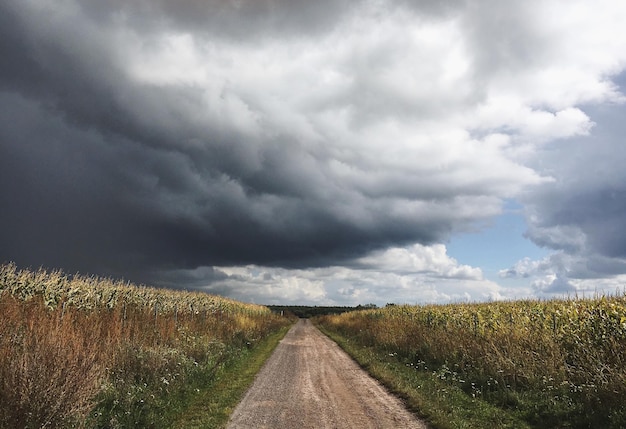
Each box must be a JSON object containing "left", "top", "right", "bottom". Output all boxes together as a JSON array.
[
  {"left": 171, "top": 325, "right": 292, "bottom": 429},
  {"left": 317, "top": 325, "right": 531, "bottom": 429}
]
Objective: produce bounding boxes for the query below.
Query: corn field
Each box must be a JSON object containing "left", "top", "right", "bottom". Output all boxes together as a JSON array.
[
  {"left": 317, "top": 296, "right": 626, "bottom": 428},
  {"left": 0, "top": 261, "right": 271, "bottom": 317},
  {"left": 0, "top": 262, "right": 291, "bottom": 428}
]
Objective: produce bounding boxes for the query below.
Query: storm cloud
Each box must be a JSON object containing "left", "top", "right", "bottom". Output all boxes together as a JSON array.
[
  {"left": 501, "top": 97, "right": 626, "bottom": 295},
  {"left": 2, "top": 0, "right": 626, "bottom": 304}
]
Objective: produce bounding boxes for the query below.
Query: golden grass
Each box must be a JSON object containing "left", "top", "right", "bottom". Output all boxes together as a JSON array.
[
  {"left": 317, "top": 297, "right": 626, "bottom": 427},
  {"left": 0, "top": 262, "right": 290, "bottom": 428}
]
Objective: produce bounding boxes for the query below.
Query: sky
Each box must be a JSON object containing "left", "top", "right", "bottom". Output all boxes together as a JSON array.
[{"left": 2, "top": 0, "right": 626, "bottom": 306}]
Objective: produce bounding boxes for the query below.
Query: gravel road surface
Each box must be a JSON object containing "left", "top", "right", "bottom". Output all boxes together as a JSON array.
[{"left": 227, "top": 319, "right": 427, "bottom": 429}]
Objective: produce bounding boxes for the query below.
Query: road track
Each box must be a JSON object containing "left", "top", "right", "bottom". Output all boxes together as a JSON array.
[{"left": 227, "top": 319, "right": 427, "bottom": 429}]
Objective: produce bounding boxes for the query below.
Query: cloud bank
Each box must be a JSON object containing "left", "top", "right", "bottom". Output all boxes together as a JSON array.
[{"left": 1, "top": 0, "right": 626, "bottom": 304}]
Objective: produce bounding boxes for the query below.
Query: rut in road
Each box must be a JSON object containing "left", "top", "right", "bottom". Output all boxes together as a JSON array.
[{"left": 227, "top": 319, "right": 428, "bottom": 429}]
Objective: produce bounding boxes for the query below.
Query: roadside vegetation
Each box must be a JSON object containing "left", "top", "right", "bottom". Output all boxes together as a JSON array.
[
  {"left": 0, "top": 262, "right": 293, "bottom": 428},
  {"left": 316, "top": 297, "right": 626, "bottom": 429}
]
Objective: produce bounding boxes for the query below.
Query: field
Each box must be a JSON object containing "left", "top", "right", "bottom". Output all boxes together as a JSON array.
[
  {"left": 4, "top": 260, "right": 626, "bottom": 428},
  {"left": 316, "top": 297, "right": 626, "bottom": 428},
  {"left": 0, "top": 263, "right": 292, "bottom": 428}
]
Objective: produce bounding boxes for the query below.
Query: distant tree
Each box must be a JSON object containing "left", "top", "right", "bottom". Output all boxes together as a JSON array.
[
  {"left": 356, "top": 303, "right": 378, "bottom": 310},
  {"left": 266, "top": 305, "right": 358, "bottom": 318}
]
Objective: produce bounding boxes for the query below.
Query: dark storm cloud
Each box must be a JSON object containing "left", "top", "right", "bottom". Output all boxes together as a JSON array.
[
  {"left": 0, "top": 2, "right": 198, "bottom": 154},
  {"left": 528, "top": 187, "right": 626, "bottom": 259},
  {"left": 0, "top": 92, "right": 421, "bottom": 278},
  {"left": 0, "top": 0, "right": 479, "bottom": 285},
  {"left": 524, "top": 93, "right": 626, "bottom": 259},
  {"left": 144, "top": 266, "right": 230, "bottom": 290},
  {"left": 513, "top": 89, "right": 626, "bottom": 286}
]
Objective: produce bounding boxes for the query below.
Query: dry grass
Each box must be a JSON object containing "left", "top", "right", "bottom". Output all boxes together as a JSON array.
[
  {"left": 0, "top": 263, "right": 290, "bottom": 428},
  {"left": 317, "top": 297, "right": 626, "bottom": 428},
  {"left": 0, "top": 295, "right": 107, "bottom": 428}
]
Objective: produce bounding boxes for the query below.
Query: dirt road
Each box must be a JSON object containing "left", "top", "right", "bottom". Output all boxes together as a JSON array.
[{"left": 227, "top": 319, "right": 427, "bottom": 429}]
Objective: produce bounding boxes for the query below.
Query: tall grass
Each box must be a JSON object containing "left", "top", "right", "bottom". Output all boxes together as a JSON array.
[
  {"left": 0, "top": 295, "right": 105, "bottom": 428},
  {"left": 317, "top": 297, "right": 626, "bottom": 428},
  {"left": 0, "top": 262, "right": 290, "bottom": 428}
]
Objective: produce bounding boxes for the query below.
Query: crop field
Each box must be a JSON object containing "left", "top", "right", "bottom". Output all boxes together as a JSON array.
[
  {"left": 0, "top": 262, "right": 291, "bottom": 428},
  {"left": 317, "top": 297, "right": 626, "bottom": 428}
]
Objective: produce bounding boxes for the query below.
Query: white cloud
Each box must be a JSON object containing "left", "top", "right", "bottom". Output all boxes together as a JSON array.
[
  {"left": 357, "top": 243, "right": 482, "bottom": 279},
  {"left": 501, "top": 250, "right": 626, "bottom": 297},
  {"left": 202, "top": 243, "right": 505, "bottom": 306}
]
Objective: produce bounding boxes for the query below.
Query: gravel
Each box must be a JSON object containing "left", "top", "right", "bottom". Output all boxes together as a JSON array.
[{"left": 227, "top": 319, "right": 428, "bottom": 429}]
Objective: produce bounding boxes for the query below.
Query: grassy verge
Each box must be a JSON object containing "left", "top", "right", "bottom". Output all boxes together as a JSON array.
[
  {"left": 316, "top": 324, "right": 531, "bottom": 429},
  {"left": 170, "top": 324, "right": 292, "bottom": 429}
]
